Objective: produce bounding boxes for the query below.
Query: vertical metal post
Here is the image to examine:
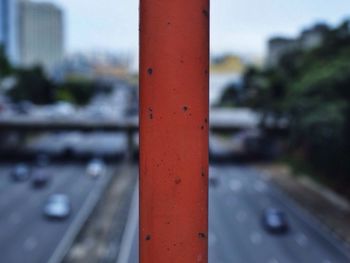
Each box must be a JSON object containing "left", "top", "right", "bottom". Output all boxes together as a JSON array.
[{"left": 139, "top": 0, "right": 209, "bottom": 262}]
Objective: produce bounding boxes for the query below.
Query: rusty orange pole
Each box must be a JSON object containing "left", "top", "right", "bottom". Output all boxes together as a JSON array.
[{"left": 139, "top": 0, "right": 209, "bottom": 262}]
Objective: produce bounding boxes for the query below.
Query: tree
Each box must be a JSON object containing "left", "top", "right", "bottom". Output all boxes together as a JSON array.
[
  {"left": 7, "top": 67, "right": 55, "bottom": 104},
  {"left": 240, "top": 19, "right": 350, "bottom": 196},
  {"left": 0, "top": 45, "right": 12, "bottom": 77},
  {"left": 57, "top": 79, "right": 97, "bottom": 106}
]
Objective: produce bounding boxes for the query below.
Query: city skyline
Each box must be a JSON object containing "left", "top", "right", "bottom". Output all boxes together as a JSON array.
[{"left": 42, "top": 0, "right": 348, "bottom": 59}]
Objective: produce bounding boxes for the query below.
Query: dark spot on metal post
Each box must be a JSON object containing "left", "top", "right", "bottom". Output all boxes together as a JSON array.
[
  {"left": 148, "top": 107, "right": 153, "bottom": 120},
  {"left": 147, "top": 68, "right": 153, "bottom": 75},
  {"left": 198, "top": 232, "right": 206, "bottom": 239},
  {"left": 145, "top": 234, "right": 151, "bottom": 241},
  {"left": 183, "top": 106, "right": 188, "bottom": 112},
  {"left": 202, "top": 9, "right": 209, "bottom": 18},
  {"left": 174, "top": 177, "right": 182, "bottom": 184}
]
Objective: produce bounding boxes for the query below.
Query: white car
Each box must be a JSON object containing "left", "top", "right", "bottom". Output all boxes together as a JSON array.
[
  {"left": 86, "top": 159, "right": 106, "bottom": 178},
  {"left": 44, "top": 194, "right": 71, "bottom": 220}
]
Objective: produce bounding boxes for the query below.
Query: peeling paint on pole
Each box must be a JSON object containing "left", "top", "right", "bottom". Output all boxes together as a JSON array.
[{"left": 139, "top": 0, "right": 209, "bottom": 262}]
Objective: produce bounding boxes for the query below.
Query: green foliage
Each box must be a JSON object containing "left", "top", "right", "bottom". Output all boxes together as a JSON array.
[
  {"left": 0, "top": 45, "right": 13, "bottom": 77},
  {"left": 241, "top": 19, "right": 350, "bottom": 194},
  {"left": 8, "top": 67, "right": 55, "bottom": 104},
  {"left": 6, "top": 65, "right": 100, "bottom": 106},
  {"left": 57, "top": 80, "right": 96, "bottom": 105},
  {"left": 215, "top": 83, "right": 239, "bottom": 108},
  {"left": 1, "top": 45, "right": 102, "bottom": 106}
]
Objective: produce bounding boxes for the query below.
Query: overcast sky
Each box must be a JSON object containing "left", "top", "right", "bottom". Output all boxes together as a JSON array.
[{"left": 43, "top": 0, "right": 349, "bottom": 58}]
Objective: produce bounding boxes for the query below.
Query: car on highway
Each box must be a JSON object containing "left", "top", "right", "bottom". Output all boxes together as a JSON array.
[
  {"left": 10, "top": 164, "right": 30, "bottom": 182},
  {"left": 43, "top": 194, "right": 71, "bottom": 220},
  {"left": 86, "top": 158, "right": 106, "bottom": 178},
  {"left": 32, "top": 169, "right": 50, "bottom": 188},
  {"left": 262, "top": 208, "right": 289, "bottom": 234}
]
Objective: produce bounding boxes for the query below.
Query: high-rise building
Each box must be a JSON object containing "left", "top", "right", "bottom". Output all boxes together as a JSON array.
[
  {"left": 0, "top": 0, "right": 9, "bottom": 46},
  {"left": 18, "top": 0, "right": 64, "bottom": 71},
  {"left": 267, "top": 23, "right": 329, "bottom": 68},
  {"left": 0, "top": 0, "right": 19, "bottom": 64}
]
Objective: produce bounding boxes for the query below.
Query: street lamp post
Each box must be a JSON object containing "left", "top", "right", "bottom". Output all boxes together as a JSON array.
[{"left": 139, "top": 0, "right": 210, "bottom": 262}]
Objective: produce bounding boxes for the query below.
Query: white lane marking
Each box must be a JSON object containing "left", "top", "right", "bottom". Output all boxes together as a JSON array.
[
  {"left": 236, "top": 210, "right": 247, "bottom": 222},
  {"left": 268, "top": 259, "right": 279, "bottom": 263},
  {"left": 295, "top": 233, "right": 308, "bottom": 247},
  {"left": 9, "top": 212, "right": 21, "bottom": 225},
  {"left": 250, "top": 232, "right": 262, "bottom": 244},
  {"left": 209, "top": 232, "right": 217, "bottom": 247},
  {"left": 323, "top": 260, "right": 332, "bottom": 263},
  {"left": 116, "top": 186, "right": 138, "bottom": 263},
  {"left": 229, "top": 179, "right": 242, "bottom": 192},
  {"left": 24, "top": 237, "right": 38, "bottom": 251}
]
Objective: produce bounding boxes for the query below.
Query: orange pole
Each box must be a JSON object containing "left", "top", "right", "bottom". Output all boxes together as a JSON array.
[{"left": 139, "top": 0, "right": 209, "bottom": 262}]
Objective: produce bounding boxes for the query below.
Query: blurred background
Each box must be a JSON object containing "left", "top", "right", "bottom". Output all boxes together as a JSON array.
[{"left": 0, "top": 0, "right": 350, "bottom": 263}]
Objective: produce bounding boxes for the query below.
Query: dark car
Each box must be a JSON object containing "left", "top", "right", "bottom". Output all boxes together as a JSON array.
[
  {"left": 43, "top": 194, "right": 71, "bottom": 220},
  {"left": 32, "top": 170, "right": 50, "bottom": 188},
  {"left": 262, "top": 208, "right": 289, "bottom": 234},
  {"left": 10, "top": 164, "right": 30, "bottom": 182}
]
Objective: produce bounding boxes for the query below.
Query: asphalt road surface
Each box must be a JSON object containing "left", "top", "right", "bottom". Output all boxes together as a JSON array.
[
  {"left": 119, "top": 166, "right": 350, "bottom": 263},
  {"left": 0, "top": 163, "right": 116, "bottom": 263}
]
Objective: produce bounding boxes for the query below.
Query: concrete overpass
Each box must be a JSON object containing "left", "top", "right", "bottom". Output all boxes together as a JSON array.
[{"left": 0, "top": 109, "right": 287, "bottom": 133}]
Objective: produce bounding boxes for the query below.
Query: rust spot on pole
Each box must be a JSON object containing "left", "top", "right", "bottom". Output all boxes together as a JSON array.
[
  {"left": 198, "top": 233, "right": 207, "bottom": 239},
  {"left": 148, "top": 108, "right": 154, "bottom": 120},
  {"left": 174, "top": 177, "right": 182, "bottom": 184},
  {"left": 202, "top": 9, "right": 209, "bottom": 18}
]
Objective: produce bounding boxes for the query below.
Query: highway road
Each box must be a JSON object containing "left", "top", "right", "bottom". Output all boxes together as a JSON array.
[
  {"left": 118, "top": 166, "right": 350, "bottom": 263},
  {"left": 0, "top": 163, "right": 117, "bottom": 263}
]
